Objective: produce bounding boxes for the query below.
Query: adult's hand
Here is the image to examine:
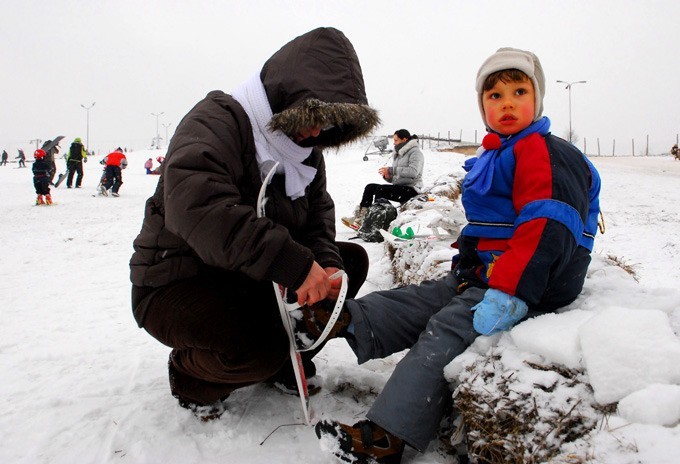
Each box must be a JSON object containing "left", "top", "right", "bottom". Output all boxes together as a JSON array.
[
  {"left": 296, "top": 262, "right": 331, "bottom": 306},
  {"left": 324, "top": 267, "right": 343, "bottom": 300}
]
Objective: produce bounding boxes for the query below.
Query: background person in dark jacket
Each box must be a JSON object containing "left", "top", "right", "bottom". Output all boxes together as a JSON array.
[
  {"left": 129, "top": 27, "right": 379, "bottom": 418},
  {"left": 342, "top": 129, "right": 424, "bottom": 230},
  {"left": 1, "top": 150, "right": 8, "bottom": 166},
  {"left": 315, "top": 47, "right": 602, "bottom": 464},
  {"left": 66, "top": 137, "right": 87, "bottom": 188}
]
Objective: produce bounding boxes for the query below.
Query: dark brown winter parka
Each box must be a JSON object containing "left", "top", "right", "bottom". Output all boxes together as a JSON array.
[{"left": 130, "top": 28, "right": 378, "bottom": 299}]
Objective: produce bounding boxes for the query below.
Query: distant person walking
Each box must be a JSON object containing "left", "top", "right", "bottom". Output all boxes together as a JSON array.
[
  {"left": 672, "top": 143, "right": 679, "bottom": 160},
  {"left": 66, "top": 137, "right": 88, "bottom": 188},
  {"left": 99, "top": 148, "right": 128, "bottom": 197},
  {"left": 16, "top": 149, "right": 26, "bottom": 167},
  {"left": 1, "top": 150, "right": 8, "bottom": 166}
]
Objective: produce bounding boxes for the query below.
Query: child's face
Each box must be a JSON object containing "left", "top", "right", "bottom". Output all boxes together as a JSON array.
[{"left": 482, "top": 77, "right": 535, "bottom": 135}]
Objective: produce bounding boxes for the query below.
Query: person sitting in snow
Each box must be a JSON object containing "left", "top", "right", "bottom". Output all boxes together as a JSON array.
[
  {"left": 99, "top": 147, "right": 128, "bottom": 197},
  {"left": 150, "top": 156, "right": 164, "bottom": 175},
  {"left": 129, "top": 27, "right": 378, "bottom": 419},
  {"left": 32, "top": 149, "right": 53, "bottom": 205},
  {"left": 144, "top": 158, "right": 153, "bottom": 174},
  {"left": 313, "top": 47, "right": 602, "bottom": 463},
  {"left": 342, "top": 129, "right": 424, "bottom": 230}
]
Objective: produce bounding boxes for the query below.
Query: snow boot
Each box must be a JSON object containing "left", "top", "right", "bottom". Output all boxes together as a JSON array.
[
  {"left": 341, "top": 206, "right": 369, "bottom": 230},
  {"left": 36, "top": 195, "right": 45, "bottom": 205},
  {"left": 293, "top": 299, "right": 351, "bottom": 351},
  {"left": 168, "top": 353, "right": 229, "bottom": 422},
  {"left": 99, "top": 184, "right": 108, "bottom": 196},
  {"left": 45, "top": 194, "right": 53, "bottom": 205},
  {"left": 315, "top": 419, "right": 405, "bottom": 464}
]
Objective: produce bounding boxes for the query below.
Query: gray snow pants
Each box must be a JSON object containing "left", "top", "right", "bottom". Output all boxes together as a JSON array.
[{"left": 345, "top": 272, "right": 485, "bottom": 451}]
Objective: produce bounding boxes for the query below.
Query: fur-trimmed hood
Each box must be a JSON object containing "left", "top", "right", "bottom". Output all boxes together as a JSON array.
[{"left": 261, "top": 27, "right": 380, "bottom": 147}]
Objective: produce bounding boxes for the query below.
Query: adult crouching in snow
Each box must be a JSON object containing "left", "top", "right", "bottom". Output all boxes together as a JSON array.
[{"left": 129, "top": 27, "right": 378, "bottom": 419}]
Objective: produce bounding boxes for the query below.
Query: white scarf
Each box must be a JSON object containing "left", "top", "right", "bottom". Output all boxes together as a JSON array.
[{"left": 231, "top": 74, "right": 317, "bottom": 200}]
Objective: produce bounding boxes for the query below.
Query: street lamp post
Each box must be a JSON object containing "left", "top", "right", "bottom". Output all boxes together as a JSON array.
[
  {"left": 162, "top": 123, "right": 172, "bottom": 148},
  {"left": 80, "top": 102, "right": 96, "bottom": 152},
  {"left": 556, "top": 80, "right": 586, "bottom": 143},
  {"left": 151, "top": 112, "right": 164, "bottom": 149}
]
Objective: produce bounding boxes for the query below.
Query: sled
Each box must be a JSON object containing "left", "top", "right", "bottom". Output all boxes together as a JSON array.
[
  {"left": 256, "top": 161, "right": 347, "bottom": 425},
  {"left": 379, "top": 228, "right": 455, "bottom": 244},
  {"left": 363, "top": 136, "right": 393, "bottom": 161}
]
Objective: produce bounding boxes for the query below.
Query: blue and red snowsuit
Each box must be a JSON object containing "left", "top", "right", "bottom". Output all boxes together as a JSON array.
[
  {"left": 457, "top": 116, "right": 601, "bottom": 310},
  {"left": 343, "top": 116, "right": 601, "bottom": 450}
]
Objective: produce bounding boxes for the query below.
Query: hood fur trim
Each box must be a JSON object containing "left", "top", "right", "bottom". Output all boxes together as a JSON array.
[{"left": 268, "top": 98, "right": 380, "bottom": 148}]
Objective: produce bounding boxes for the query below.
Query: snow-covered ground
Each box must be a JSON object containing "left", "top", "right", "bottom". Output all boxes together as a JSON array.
[{"left": 0, "top": 146, "right": 679, "bottom": 463}]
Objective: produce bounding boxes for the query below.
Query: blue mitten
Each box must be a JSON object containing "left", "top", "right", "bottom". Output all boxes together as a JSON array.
[{"left": 472, "top": 288, "right": 528, "bottom": 335}]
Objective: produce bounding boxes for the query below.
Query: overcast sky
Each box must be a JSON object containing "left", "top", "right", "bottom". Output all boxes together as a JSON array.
[{"left": 2, "top": 0, "right": 679, "bottom": 156}]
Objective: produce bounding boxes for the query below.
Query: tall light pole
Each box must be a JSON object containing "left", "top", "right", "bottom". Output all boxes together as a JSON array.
[
  {"left": 162, "top": 122, "right": 172, "bottom": 148},
  {"left": 556, "top": 80, "right": 586, "bottom": 143},
  {"left": 151, "top": 112, "right": 164, "bottom": 149},
  {"left": 80, "top": 102, "right": 96, "bottom": 152}
]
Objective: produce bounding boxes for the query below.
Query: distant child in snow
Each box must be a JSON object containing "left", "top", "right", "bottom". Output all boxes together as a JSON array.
[
  {"left": 99, "top": 147, "right": 128, "bottom": 197},
  {"left": 32, "top": 149, "right": 53, "bottom": 205},
  {"left": 314, "top": 47, "right": 602, "bottom": 464},
  {"left": 144, "top": 158, "right": 153, "bottom": 174},
  {"left": 1, "top": 150, "right": 8, "bottom": 166}
]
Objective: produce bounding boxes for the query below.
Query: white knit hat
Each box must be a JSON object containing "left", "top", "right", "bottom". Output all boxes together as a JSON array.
[{"left": 476, "top": 47, "right": 545, "bottom": 128}]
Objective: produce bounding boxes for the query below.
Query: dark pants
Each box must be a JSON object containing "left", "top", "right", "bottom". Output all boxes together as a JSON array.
[
  {"left": 103, "top": 165, "right": 123, "bottom": 193},
  {"left": 66, "top": 160, "right": 83, "bottom": 187},
  {"left": 34, "top": 177, "right": 50, "bottom": 195},
  {"left": 360, "top": 183, "right": 418, "bottom": 208},
  {"left": 135, "top": 241, "right": 369, "bottom": 405}
]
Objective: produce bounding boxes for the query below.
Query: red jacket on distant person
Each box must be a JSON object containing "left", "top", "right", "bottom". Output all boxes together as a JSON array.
[{"left": 104, "top": 150, "right": 128, "bottom": 168}]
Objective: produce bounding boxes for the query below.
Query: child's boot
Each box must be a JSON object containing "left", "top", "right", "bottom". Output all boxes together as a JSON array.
[
  {"left": 45, "top": 194, "right": 53, "bottom": 205},
  {"left": 36, "top": 195, "right": 45, "bottom": 205}
]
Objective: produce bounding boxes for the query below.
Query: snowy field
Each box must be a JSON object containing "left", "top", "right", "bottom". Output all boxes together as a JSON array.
[{"left": 1, "top": 145, "right": 679, "bottom": 463}]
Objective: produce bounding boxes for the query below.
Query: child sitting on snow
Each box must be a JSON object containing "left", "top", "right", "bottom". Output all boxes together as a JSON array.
[{"left": 314, "top": 47, "right": 602, "bottom": 464}]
